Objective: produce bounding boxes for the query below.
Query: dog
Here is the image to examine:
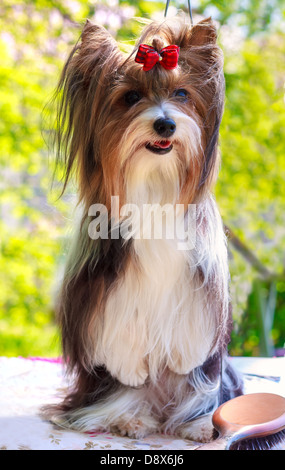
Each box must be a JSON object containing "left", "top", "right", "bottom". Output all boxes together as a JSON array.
[{"left": 49, "top": 15, "right": 242, "bottom": 443}]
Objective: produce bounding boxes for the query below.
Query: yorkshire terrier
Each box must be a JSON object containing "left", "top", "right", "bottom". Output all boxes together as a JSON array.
[{"left": 49, "top": 15, "right": 242, "bottom": 443}]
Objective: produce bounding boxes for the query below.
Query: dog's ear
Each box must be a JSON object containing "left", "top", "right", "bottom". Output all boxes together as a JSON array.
[
  {"left": 177, "top": 17, "right": 221, "bottom": 72},
  {"left": 178, "top": 17, "right": 218, "bottom": 60},
  {"left": 178, "top": 18, "right": 224, "bottom": 194},
  {"left": 53, "top": 20, "right": 123, "bottom": 197},
  {"left": 81, "top": 19, "right": 120, "bottom": 53},
  {"left": 186, "top": 17, "right": 217, "bottom": 46},
  {"left": 77, "top": 19, "right": 123, "bottom": 79}
]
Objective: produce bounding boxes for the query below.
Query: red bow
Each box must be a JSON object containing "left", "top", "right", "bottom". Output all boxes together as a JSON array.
[{"left": 135, "top": 44, "right": 180, "bottom": 71}]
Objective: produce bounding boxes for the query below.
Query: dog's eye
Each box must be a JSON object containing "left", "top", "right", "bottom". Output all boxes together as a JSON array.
[
  {"left": 174, "top": 89, "right": 188, "bottom": 101},
  {"left": 124, "top": 90, "right": 142, "bottom": 106}
]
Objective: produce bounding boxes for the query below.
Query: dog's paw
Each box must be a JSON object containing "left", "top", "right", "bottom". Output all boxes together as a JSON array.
[
  {"left": 168, "top": 364, "right": 192, "bottom": 375},
  {"left": 110, "top": 414, "right": 158, "bottom": 439},
  {"left": 167, "top": 349, "right": 207, "bottom": 376},
  {"left": 167, "top": 355, "right": 194, "bottom": 376},
  {"left": 175, "top": 414, "right": 214, "bottom": 443},
  {"left": 116, "top": 367, "right": 148, "bottom": 387},
  {"left": 105, "top": 354, "right": 148, "bottom": 387}
]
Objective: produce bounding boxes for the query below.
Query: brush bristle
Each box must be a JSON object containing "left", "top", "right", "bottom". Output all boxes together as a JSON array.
[{"left": 229, "top": 429, "right": 285, "bottom": 450}]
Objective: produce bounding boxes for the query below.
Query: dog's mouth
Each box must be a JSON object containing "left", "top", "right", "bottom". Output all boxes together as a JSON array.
[{"left": 145, "top": 140, "right": 173, "bottom": 155}]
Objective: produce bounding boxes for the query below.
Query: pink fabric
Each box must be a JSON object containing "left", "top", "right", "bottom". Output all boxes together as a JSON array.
[{"left": 19, "top": 356, "right": 63, "bottom": 363}]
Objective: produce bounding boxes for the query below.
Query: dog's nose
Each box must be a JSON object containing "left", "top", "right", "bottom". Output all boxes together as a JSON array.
[{"left": 153, "top": 118, "right": 176, "bottom": 138}]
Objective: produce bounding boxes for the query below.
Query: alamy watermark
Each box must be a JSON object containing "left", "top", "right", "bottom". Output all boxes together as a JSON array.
[{"left": 88, "top": 196, "right": 197, "bottom": 251}]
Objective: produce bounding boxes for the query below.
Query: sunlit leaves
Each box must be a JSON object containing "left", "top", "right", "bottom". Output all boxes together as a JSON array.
[{"left": 0, "top": 0, "right": 284, "bottom": 357}]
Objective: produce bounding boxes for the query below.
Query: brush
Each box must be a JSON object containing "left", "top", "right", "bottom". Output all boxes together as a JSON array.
[{"left": 196, "top": 393, "right": 285, "bottom": 450}]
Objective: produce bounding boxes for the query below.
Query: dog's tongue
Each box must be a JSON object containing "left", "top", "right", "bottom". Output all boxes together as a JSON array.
[{"left": 153, "top": 140, "right": 171, "bottom": 149}]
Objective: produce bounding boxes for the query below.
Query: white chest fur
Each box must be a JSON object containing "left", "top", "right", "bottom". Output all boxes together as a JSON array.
[{"left": 95, "top": 212, "right": 218, "bottom": 386}]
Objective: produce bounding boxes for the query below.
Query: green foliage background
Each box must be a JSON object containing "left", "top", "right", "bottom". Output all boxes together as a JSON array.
[{"left": 0, "top": 0, "right": 284, "bottom": 358}]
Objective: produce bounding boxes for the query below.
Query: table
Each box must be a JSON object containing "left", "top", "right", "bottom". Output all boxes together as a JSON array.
[{"left": 0, "top": 356, "right": 284, "bottom": 450}]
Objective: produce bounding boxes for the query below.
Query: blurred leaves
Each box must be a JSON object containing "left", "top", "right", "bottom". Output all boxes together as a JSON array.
[
  {"left": 0, "top": 0, "right": 284, "bottom": 357},
  {"left": 216, "top": 30, "right": 285, "bottom": 355}
]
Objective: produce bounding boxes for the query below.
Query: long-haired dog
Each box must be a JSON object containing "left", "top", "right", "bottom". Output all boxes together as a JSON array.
[{"left": 49, "top": 15, "right": 242, "bottom": 443}]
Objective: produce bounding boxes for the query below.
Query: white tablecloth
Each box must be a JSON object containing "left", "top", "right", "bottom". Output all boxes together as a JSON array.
[{"left": 0, "top": 356, "right": 284, "bottom": 450}]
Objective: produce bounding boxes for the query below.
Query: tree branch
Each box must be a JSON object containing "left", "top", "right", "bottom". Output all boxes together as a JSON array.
[{"left": 224, "top": 224, "right": 274, "bottom": 280}]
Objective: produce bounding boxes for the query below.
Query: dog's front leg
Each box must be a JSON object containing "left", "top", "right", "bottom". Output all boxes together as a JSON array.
[
  {"left": 104, "top": 347, "right": 148, "bottom": 387},
  {"left": 99, "top": 320, "right": 149, "bottom": 387}
]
